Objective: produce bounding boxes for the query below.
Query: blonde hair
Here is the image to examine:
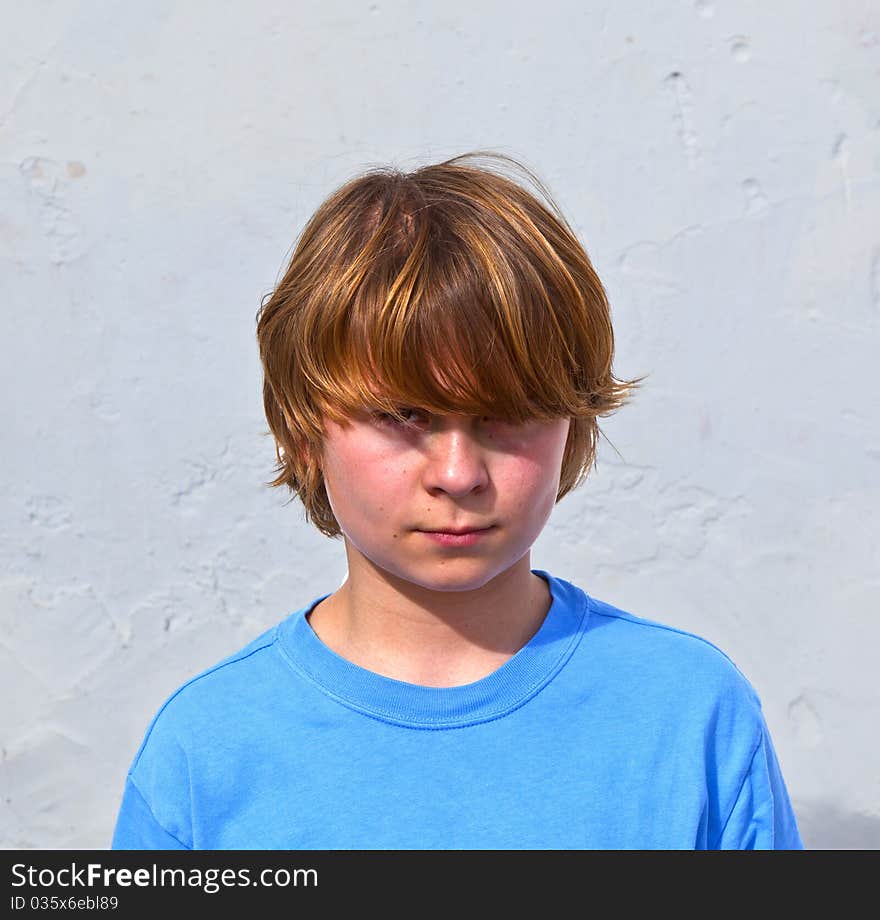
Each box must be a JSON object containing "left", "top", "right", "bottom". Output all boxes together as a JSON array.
[{"left": 255, "top": 150, "right": 645, "bottom": 538}]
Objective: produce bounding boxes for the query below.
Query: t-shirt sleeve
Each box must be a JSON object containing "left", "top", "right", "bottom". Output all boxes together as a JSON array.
[
  {"left": 110, "top": 700, "right": 196, "bottom": 849},
  {"left": 713, "top": 720, "right": 804, "bottom": 850},
  {"left": 111, "top": 776, "right": 190, "bottom": 850}
]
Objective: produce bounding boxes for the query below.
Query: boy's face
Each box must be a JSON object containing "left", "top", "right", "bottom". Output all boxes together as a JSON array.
[{"left": 318, "top": 404, "right": 571, "bottom": 593}]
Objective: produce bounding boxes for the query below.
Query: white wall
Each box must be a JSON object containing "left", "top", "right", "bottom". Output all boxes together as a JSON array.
[{"left": 2, "top": 0, "right": 878, "bottom": 849}]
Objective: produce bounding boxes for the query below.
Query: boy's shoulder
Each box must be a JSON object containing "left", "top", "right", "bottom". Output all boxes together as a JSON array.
[
  {"left": 163, "top": 621, "right": 279, "bottom": 696},
  {"left": 126, "top": 606, "right": 310, "bottom": 769},
  {"left": 571, "top": 579, "right": 762, "bottom": 710}
]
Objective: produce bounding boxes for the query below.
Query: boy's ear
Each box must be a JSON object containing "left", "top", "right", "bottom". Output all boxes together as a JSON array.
[
  {"left": 279, "top": 442, "right": 306, "bottom": 461},
  {"left": 293, "top": 440, "right": 323, "bottom": 473}
]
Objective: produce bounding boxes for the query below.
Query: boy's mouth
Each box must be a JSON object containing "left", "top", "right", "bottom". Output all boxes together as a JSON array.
[
  {"left": 416, "top": 526, "right": 496, "bottom": 546},
  {"left": 417, "top": 524, "right": 495, "bottom": 535}
]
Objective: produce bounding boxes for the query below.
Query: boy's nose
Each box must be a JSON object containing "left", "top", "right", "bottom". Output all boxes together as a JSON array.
[{"left": 422, "top": 427, "right": 490, "bottom": 497}]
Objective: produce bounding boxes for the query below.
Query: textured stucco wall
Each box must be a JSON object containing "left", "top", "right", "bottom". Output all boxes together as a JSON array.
[{"left": 2, "top": 1, "right": 878, "bottom": 849}]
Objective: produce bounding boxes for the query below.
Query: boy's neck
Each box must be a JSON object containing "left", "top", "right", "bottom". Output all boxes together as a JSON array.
[{"left": 306, "top": 557, "right": 552, "bottom": 689}]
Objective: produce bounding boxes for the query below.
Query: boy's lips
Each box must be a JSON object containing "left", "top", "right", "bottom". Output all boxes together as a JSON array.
[
  {"left": 417, "top": 527, "right": 495, "bottom": 547},
  {"left": 417, "top": 525, "right": 495, "bottom": 534}
]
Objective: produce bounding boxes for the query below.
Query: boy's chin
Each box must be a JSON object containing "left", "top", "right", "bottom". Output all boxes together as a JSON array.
[{"left": 386, "top": 563, "right": 522, "bottom": 596}]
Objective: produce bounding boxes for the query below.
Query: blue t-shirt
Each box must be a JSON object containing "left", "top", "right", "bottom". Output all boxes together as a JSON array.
[{"left": 111, "top": 569, "right": 803, "bottom": 849}]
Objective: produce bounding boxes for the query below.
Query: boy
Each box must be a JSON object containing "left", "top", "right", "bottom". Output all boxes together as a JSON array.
[{"left": 111, "top": 150, "right": 803, "bottom": 849}]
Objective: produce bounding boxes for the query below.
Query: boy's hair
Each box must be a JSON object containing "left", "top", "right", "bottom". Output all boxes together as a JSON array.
[{"left": 255, "top": 150, "right": 645, "bottom": 539}]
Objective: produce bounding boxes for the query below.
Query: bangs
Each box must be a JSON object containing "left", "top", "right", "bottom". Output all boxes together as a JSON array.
[{"left": 292, "top": 163, "right": 602, "bottom": 429}]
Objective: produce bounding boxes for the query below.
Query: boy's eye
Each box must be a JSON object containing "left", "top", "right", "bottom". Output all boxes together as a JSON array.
[
  {"left": 373, "top": 408, "right": 426, "bottom": 427},
  {"left": 372, "top": 409, "right": 508, "bottom": 428}
]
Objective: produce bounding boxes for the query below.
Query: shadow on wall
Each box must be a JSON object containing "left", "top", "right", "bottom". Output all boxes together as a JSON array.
[{"left": 797, "top": 801, "right": 880, "bottom": 850}]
